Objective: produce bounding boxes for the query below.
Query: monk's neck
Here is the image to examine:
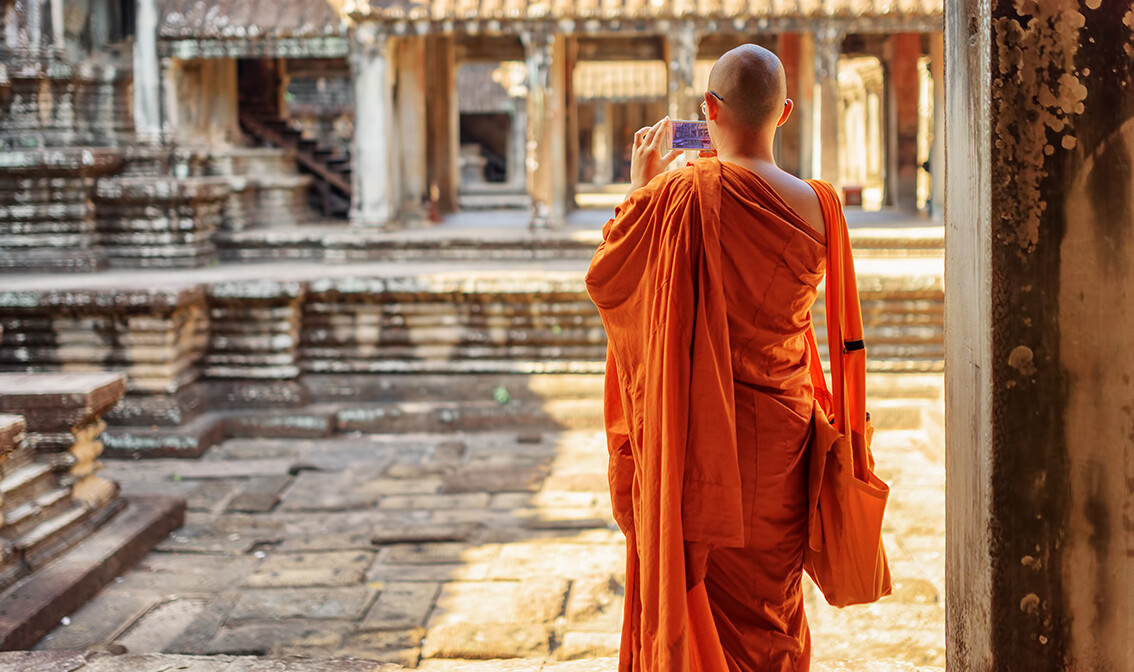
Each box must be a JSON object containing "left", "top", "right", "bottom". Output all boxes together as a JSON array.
[
  {"left": 714, "top": 132, "right": 778, "bottom": 168},
  {"left": 716, "top": 149, "right": 777, "bottom": 170}
]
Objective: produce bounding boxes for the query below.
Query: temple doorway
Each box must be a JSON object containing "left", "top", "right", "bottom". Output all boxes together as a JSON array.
[{"left": 455, "top": 61, "right": 528, "bottom": 207}]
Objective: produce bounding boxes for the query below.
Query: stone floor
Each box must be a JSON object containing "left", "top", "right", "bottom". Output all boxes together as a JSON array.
[{"left": 28, "top": 373, "right": 946, "bottom": 671}]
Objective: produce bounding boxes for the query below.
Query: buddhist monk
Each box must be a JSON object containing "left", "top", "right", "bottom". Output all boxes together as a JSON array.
[{"left": 586, "top": 44, "right": 844, "bottom": 671}]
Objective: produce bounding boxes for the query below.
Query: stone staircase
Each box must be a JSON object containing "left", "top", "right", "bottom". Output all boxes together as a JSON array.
[{"left": 239, "top": 108, "right": 352, "bottom": 219}]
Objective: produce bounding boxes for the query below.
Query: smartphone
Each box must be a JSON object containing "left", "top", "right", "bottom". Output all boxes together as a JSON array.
[{"left": 667, "top": 120, "right": 713, "bottom": 151}]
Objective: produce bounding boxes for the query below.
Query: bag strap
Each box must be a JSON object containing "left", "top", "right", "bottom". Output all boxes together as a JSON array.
[{"left": 806, "top": 181, "right": 868, "bottom": 443}]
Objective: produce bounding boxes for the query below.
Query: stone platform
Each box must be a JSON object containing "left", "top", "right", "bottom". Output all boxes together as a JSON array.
[
  {"left": 0, "top": 247, "right": 943, "bottom": 458},
  {"left": 27, "top": 371, "right": 946, "bottom": 670}
]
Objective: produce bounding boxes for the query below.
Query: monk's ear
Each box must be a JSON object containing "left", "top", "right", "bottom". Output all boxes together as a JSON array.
[{"left": 777, "top": 99, "right": 793, "bottom": 127}]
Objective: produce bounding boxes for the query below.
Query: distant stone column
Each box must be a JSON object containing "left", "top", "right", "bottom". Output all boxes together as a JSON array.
[
  {"left": 350, "top": 22, "right": 395, "bottom": 227},
  {"left": 522, "top": 29, "right": 568, "bottom": 228},
  {"left": 592, "top": 101, "right": 612, "bottom": 186},
  {"left": 396, "top": 35, "right": 428, "bottom": 219},
  {"left": 813, "top": 26, "right": 842, "bottom": 191},
  {"left": 159, "top": 56, "right": 180, "bottom": 143},
  {"left": 946, "top": 2, "right": 1134, "bottom": 670},
  {"left": 49, "top": 0, "right": 62, "bottom": 51},
  {"left": 509, "top": 102, "right": 528, "bottom": 191},
  {"left": 133, "top": 0, "right": 162, "bottom": 143},
  {"left": 777, "top": 33, "right": 805, "bottom": 177},
  {"left": 887, "top": 32, "right": 921, "bottom": 212},
  {"left": 929, "top": 31, "right": 944, "bottom": 219},
  {"left": 424, "top": 33, "right": 459, "bottom": 215},
  {"left": 665, "top": 22, "right": 700, "bottom": 121}
]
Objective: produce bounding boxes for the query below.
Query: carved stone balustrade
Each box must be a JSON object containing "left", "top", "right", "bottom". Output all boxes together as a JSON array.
[
  {"left": 94, "top": 176, "right": 230, "bottom": 268},
  {"left": 0, "top": 60, "right": 133, "bottom": 151},
  {"left": 0, "top": 148, "right": 123, "bottom": 273}
]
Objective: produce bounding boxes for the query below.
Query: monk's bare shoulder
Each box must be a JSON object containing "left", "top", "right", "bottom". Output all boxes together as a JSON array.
[{"left": 761, "top": 170, "right": 825, "bottom": 239}]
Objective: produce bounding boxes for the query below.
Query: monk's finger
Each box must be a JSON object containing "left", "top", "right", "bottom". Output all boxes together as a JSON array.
[
  {"left": 644, "top": 117, "right": 668, "bottom": 148},
  {"left": 633, "top": 126, "right": 650, "bottom": 149},
  {"left": 662, "top": 149, "right": 682, "bottom": 165}
]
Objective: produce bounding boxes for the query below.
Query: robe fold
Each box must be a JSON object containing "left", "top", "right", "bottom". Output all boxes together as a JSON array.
[{"left": 586, "top": 158, "right": 835, "bottom": 672}]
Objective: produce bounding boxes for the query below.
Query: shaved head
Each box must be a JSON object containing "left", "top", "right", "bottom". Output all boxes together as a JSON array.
[{"left": 707, "top": 44, "right": 787, "bottom": 129}]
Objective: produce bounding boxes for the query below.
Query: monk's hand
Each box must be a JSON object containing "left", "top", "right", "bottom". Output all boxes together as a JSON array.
[{"left": 629, "top": 117, "right": 682, "bottom": 194}]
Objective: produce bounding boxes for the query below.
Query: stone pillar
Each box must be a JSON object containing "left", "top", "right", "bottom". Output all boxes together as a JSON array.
[
  {"left": 508, "top": 102, "right": 527, "bottom": 191},
  {"left": 665, "top": 22, "right": 700, "bottom": 121},
  {"left": 159, "top": 56, "right": 179, "bottom": 143},
  {"left": 27, "top": 0, "right": 41, "bottom": 52},
  {"left": 522, "top": 29, "right": 568, "bottom": 228},
  {"left": 813, "top": 26, "right": 841, "bottom": 190},
  {"left": 49, "top": 0, "right": 61, "bottom": 51},
  {"left": 563, "top": 35, "right": 579, "bottom": 210},
  {"left": 887, "top": 33, "right": 921, "bottom": 211},
  {"left": 929, "top": 31, "right": 944, "bottom": 219},
  {"left": 350, "top": 23, "right": 395, "bottom": 227},
  {"left": 425, "top": 33, "right": 459, "bottom": 215},
  {"left": 777, "top": 33, "right": 803, "bottom": 177},
  {"left": 396, "top": 35, "right": 428, "bottom": 218},
  {"left": 945, "top": 2, "right": 1134, "bottom": 670},
  {"left": 592, "top": 101, "right": 612, "bottom": 186}
]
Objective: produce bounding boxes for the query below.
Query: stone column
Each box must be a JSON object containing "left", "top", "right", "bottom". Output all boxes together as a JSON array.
[
  {"left": 396, "top": 35, "right": 428, "bottom": 218},
  {"left": 509, "top": 102, "right": 528, "bottom": 191},
  {"left": 929, "top": 31, "right": 944, "bottom": 219},
  {"left": 522, "top": 29, "right": 568, "bottom": 228},
  {"left": 425, "top": 33, "right": 459, "bottom": 215},
  {"left": 777, "top": 33, "right": 804, "bottom": 177},
  {"left": 27, "top": 0, "right": 41, "bottom": 52},
  {"left": 946, "top": 2, "right": 1134, "bottom": 670},
  {"left": 665, "top": 22, "right": 700, "bottom": 121},
  {"left": 592, "top": 101, "right": 612, "bottom": 186},
  {"left": 159, "top": 56, "right": 180, "bottom": 143},
  {"left": 887, "top": 33, "right": 921, "bottom": 211},
  {"left": 813, "top": 26, "right": 841, "bottom": 190},
  {"left": 350, "top": 22, "right": 395, "bottom": 227},
  {"left": 49, "top": 0, "right": 61, "bottom": 51}
]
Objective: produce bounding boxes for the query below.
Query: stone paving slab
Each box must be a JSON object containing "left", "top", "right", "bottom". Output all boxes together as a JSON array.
[{"left": 26, "top": 378, "right": 944, "bottom": 669}]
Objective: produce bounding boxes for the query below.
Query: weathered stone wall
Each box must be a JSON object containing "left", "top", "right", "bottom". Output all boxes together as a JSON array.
[{"left": 946, "top": 2, "right": 1134, "bottom": 671}]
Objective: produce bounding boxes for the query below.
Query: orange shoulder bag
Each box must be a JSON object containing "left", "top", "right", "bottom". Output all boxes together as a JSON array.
[{"left": 802, "top": 181, "right": 893, "bottom": 608}]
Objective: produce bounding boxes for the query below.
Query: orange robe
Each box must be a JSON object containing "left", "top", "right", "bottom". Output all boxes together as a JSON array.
[{"left": 585, "top": 158, "right": 832, "bottom": 672}]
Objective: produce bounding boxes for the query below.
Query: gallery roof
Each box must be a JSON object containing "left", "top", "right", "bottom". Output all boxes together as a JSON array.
[{"left": 352, "top": 0, "right": 942, "bottom": 22}]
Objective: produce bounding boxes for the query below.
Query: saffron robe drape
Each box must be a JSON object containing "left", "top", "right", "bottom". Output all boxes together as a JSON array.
[{"left": 586, "top": 158, "right": 834, "bottom": 672}]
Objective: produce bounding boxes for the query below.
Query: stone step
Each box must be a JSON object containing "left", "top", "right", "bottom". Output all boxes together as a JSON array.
[
  {"left": 3, "top": 486, "right": 74, "bottom": 541},
  {"left": 13, "top": 502, "right": 90, "bottom": 561},
  {"left": 303, "top": 372, "right": 943, "bottom": 405},
  {"left": 102, "top": 386, "right": 936, "bottom": 459},
  {"left": 0, "top": 462, "right": 57, "bottom": 513}
]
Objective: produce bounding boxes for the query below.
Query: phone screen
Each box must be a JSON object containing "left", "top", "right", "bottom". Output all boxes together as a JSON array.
[{"left": 668, "top": 120, "right": 712, "bottom": 151}]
